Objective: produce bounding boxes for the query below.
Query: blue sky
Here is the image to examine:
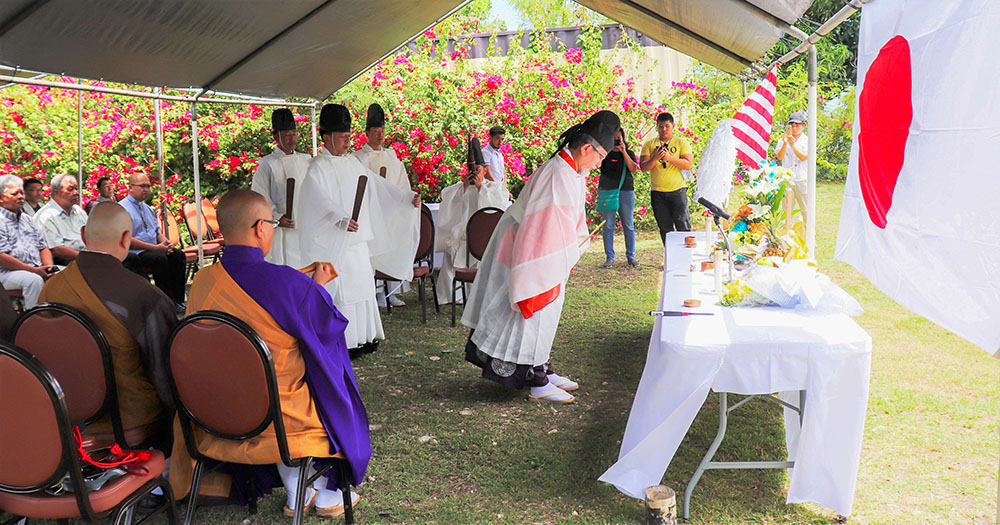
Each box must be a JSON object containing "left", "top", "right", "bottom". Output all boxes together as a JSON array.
[{"left": 490, "top": 0, "right": 527, "bottom": 30}]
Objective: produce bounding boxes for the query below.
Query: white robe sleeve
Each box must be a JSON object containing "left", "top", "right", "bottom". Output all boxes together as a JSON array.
[
  {"left": 251, "top": 156, "right": 280, "bottom": 217},
  {"left": 365, "top": 172, "right": 420, "bottom": 281}
]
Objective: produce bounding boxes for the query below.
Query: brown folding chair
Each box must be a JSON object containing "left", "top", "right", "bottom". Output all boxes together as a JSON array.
[
  {"left": 167, "top": 311, "right": 355, "bottom": 525},
  {"left": 200, "top": 198, "right": 226, "bottom": 244},
  {"left": 0, "top": 342, "right": 177, "bottom": 524},
  {"left": 182, "top": 202, "right": 225, "bottom": 247},
  {"left": 451, "top": 206, "right": 504, "bottom": 327},
  {"left": 374, "top": 204, "right": 440, "bottom": 322},
  {"left": 158, "top": 206, "right": 221, "bottom": 280}
]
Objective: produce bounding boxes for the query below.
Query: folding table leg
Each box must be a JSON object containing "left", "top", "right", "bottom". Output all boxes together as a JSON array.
[{"left": 684, "top": 392, "right": 728, "bottom": 520}]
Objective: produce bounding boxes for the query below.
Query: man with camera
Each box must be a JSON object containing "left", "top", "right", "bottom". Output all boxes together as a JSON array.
[{"left": 639, "top": 112, "right": 694, "bottom": 243}]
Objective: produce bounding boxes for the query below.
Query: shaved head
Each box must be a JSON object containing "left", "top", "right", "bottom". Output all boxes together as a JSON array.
[
  {"left": 217, "top": 190, "right": 271, "bottom": 238},
  {"left": 82, "top": 202, "right": 134, "bottom": 260}
]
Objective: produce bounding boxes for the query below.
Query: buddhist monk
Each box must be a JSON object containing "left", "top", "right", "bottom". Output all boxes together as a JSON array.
[
  {"left": 39, "top": 202, "right": 176, "bottom": 446},
  {"left": 168, "top": 189, "right": 368, "bottom": 518}
]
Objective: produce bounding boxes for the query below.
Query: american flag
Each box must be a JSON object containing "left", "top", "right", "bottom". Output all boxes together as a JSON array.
[{"left": 731, "top": 65, "right": 778, "bottom": 167}]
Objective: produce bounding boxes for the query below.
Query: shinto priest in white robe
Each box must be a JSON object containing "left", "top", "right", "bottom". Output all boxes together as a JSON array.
[
  {"left": 435, "top": 139, "right": 510, "bottom": 305},
  {"left": 252, "top": 148, "right": 310, "bottom": 266},
  {"left": 461, "top": 148, "right": 590, "bottom": 369},
  {"left": 297, "top": 145, "right": 419, "bottom": 348}
]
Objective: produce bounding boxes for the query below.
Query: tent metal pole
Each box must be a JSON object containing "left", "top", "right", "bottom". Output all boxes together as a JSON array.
[
  {"left": 191, "top": 100, "right": 204, "bottom": 268},
  {"left": 806, "top": 44, "right": 817, "bottom": 256},
  {"left": 155, "top": 88, "right": 164, "bottom": 194},
  {"left": 76, "top": 78, "right": 82, "bottom": 178},
  {"left": 311, "top": 103, "right": 317, "bottom": 155}
]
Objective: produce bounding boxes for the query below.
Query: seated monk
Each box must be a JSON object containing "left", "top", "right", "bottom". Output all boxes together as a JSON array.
[
  {"left": 168, "top": 189, "right": 368, "bottom": 518},
  {"left": 38, "top": 202, "right": 176, "bottom": 447}
]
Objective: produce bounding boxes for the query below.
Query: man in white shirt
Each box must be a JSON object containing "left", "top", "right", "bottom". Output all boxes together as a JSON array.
[
  {"left": 776, "top": 110, "right": 809, "bottom": 232},
  {"left": 33, "top": 173, "right": 87, "bottom": 265},
  {"left": 250, "top": 108, "right": 311, "bottom": 266},
  {"left": 481, "top": 126, "right": 507, "bottom": 188},
  {"left": 352, "top": 103, "right": 416, "bottom": 308}
]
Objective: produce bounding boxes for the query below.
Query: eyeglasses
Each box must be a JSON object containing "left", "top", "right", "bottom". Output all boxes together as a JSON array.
[
  {"left": 130, "top": 183, "right": 152, "bottom": 189},
  {"left": 594, "top": 145, "right": 608, "bottom": 161},
  {"left": 251, "top": 218, "right": 279, "bottom": 229}
]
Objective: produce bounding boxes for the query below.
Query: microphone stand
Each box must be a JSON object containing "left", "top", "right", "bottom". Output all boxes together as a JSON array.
[{"left": 713, "top": 214, "right": 735, "bottom": 283}]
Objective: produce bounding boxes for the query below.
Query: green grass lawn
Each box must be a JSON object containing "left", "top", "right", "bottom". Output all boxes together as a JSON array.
[{"left": 9, "top": 182, "right": 996, "bottom": 524}]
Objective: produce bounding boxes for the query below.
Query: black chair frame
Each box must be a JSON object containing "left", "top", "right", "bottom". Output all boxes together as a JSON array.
[
  {"left": 165, "top": 311, "right": 354, "bottom": 525},
  {"left": 451, "top": 206, "right": 504, "bottom": 327},
  {"left": 376, "top": 204, "right": 440, "bottom": 322},
  {"left": 0, "top": 343, "right": 177, "bottom": 525},
  {"left": 12, "top": 302, "right": 128, "bottom": 447}
]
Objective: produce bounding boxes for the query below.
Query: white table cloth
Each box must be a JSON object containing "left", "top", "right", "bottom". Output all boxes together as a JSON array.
[{"left": 599, "top": 231, "right": 872, "bottom": 516}]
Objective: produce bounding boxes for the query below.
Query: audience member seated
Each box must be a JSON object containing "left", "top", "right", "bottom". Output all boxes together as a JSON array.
[
  {"left": 169, "top": 190, "right": 368, "bottom": 518},
  {"left": 22, "top": 177, "right": 44, "bottom": 217},
  {"left": 119, "top": 173, "right": 187, "bottom": 312},
  {"left": 0, "top": 175, "right": 55, "bottom": 308},
  {"left": 85, "top": 175, "right": 115, "bottom": 214},
  {"left": 34, "top": 173, "right": 87, "bottom": 265},
  {"left": 39, "top": 202, "right": 176, "bottom": 448}
]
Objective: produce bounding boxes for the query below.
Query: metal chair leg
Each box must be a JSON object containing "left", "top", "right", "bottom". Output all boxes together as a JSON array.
[
  {"left": 339, "top": 460, "right": 355, "bottom": 525},
  {"left": 419, "top": 276, "right": 427, "bottom": 324},
  {"left": 382, "top": 280, "right": 392, "bottom": 315},
  {"left": 429, "top": 271, "right": 440, "bottom": 312},
  {"left": 183, "top": 460, "right": 206, "bottom": 525},
  {"left": 293, "top": 458, "right": 313, "bottom": 525},
  {"left": 451, "top": 279, "right": 457, "bottom": 327}
]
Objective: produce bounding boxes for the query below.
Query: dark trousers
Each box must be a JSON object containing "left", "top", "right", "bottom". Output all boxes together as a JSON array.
[
  {"left": 650, "top": 189, "right": 691, "bottom": 243},
  {"left": 465, "top": 332, "right": 552, "bottom": 389},
  {"left": 123, "top": 249, "right": 187, "bottom": 304}
]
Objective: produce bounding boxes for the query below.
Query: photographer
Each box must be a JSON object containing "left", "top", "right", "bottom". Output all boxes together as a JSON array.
[
  {"left": 640, "top": 112, "right": 693, "bottom": 243},
  {"left": 597, "top": 128, "right": 639, "bottom": 268},
  {"left": 776, "top": 110, "right": 809, "bottom": 231}
]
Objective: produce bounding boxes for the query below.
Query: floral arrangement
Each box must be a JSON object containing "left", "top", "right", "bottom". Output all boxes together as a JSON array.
[{"left": 719, "top": 160, "right": 795, "bottom": 259}]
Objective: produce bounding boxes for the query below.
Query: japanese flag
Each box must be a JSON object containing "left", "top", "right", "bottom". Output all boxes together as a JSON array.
[{"left": 836, "top": 0, "right": 1000, "bottom": 357}]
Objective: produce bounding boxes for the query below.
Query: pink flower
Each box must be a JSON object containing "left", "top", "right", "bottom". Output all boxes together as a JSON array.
[{"left": 564, "top": 48, "right": 583, "bottom": 64}]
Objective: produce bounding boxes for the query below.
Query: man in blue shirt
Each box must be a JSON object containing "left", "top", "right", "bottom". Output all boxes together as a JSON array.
[{"left": 119, "top": 173, "right": 186, "bottom": 311}]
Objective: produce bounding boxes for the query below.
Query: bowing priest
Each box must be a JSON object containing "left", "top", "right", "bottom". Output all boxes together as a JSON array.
[
  {"left": 463, "top": 110, "right": 620, "bottom": 404},
  {"left": 39, "top": 202, "right": 176, "bottom": 447},
  {"left": 297, "top": 103, "right": 420, "bottom": 356},
  {"left": 169, "top": 190, "right": 368, "bottom": 517},
  {"left": 351, "top": 103, "right": 416, "bottom": 308},
  {"left": 250, "top": 108, "right": 311, "bottom": 266},
  {"left": 435, "top": 137, "right": 510, "bottom": 305}
]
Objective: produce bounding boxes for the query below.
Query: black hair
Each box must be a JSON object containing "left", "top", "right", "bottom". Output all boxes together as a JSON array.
[
  {"left": 23, "top": 178, "right": 42, "bottom": 188},
  {"left": 489, "top": 126, "right": 505, "bottom": 137},
  {"left": 96, "top": 176, "right": 110, "bottom": 188},
  {"left": 656, "top": 112, "right": 674, "bottom": 124},
  {"left": 567, "top": 133, "right": 598, "bottom": 151}
]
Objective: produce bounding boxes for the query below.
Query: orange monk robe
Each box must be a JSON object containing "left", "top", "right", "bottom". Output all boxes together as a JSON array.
[
  {"left": 168, "top": 263, "right": 339, "bottom": 498},
  {"left": 38, "top": 253, "right": 171, "bottom": 435}
]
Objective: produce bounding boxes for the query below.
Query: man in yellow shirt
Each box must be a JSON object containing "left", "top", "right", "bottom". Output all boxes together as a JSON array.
[{"left": 639, "top": 112, "right": 694, "bottom": 242}]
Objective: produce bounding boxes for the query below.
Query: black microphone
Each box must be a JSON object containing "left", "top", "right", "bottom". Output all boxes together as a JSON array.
[{"left": 697, "top": 197, "right": 731, "bottom": 220}]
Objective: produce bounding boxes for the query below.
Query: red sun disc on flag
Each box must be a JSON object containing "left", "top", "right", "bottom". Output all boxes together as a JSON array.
[{"left": 857, "top": 35, "right": 912, "bottom": 229}]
